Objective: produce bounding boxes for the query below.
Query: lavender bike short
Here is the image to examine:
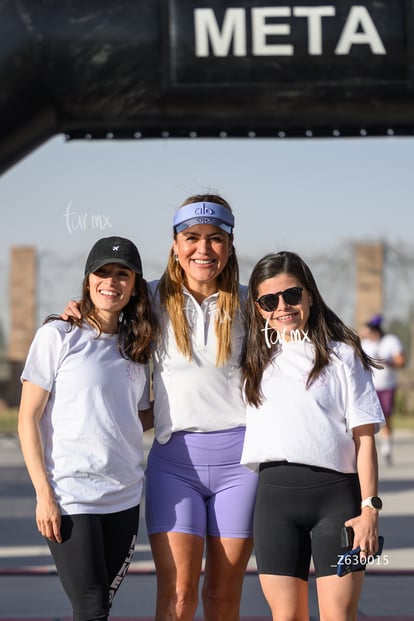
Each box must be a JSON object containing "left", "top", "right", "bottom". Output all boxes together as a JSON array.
[{"left": 145, "top": 427, "right": 258, "bottom": 538}]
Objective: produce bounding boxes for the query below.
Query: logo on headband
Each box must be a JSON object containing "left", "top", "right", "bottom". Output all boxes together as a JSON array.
[
  {"left": 194, "top": 205, "right": 215, "bottom": 216},
  {"left": 173, "top": 201, "right": 235, "bottom": 233}
]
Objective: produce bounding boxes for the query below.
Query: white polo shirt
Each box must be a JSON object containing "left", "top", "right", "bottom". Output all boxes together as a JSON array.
[
  {"left": 149, "top": 281, "right": 247, "bottom": 444},
  {"left": 241, "top": 340, "right": 385, "bottom": 473}
]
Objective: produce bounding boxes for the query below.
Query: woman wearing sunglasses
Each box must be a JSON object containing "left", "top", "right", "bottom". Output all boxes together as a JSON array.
[{"left": 241, "top": 251, "right": 385, "bottom": 621}]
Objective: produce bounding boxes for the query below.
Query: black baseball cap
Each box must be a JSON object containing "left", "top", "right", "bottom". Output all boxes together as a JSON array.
[{"left": 84, "top": 236, "right": 143, "bottom": 275}]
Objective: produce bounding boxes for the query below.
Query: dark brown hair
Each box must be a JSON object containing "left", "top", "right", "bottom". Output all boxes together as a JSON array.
[
  {"left": 45, "top": 272, "right": 158, "bottom": 364},
  {"left": 242, "top": 251, "right": 381, "bottom": 407}
]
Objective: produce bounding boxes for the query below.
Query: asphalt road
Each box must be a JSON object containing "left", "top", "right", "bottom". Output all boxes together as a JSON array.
[{"left": 1, "top": 431, "right": 413, "bottom": 620}]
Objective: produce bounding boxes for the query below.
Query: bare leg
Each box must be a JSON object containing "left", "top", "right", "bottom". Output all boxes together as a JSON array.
[
  {"left": 258, "top": 574, "right": 309, "bottom": 621},
  {"left": 149, "top": 531, "right": 204, "bottom": 621},
  {"left": 202, "top": 535, "right": 253, "bottom": 621},
  {"left": 317, "top": 571, "right": 365, "bottom": 621}
]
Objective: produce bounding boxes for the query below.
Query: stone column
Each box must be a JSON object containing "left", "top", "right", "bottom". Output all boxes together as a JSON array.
[
  {"left": 7, "top": 246, "right": 37, "bottom": 406},
  {"left": 354, "top": 242, "right": 384, "bottom": 332}
]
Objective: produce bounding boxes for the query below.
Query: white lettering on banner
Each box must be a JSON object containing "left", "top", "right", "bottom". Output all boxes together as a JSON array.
[
  {"left": 252, "top": 8, "right": 292, "bottom": 56},
  {"left": 335, "top": 6, "right": 386, "bottom": 55},
  {"left": 195, "top": 8, "right": 246, "bottom": 57},
  {"left": 194, "top": 6, "right": 386, "bottom": 57},
  {"left": 293, "top": 6, "right": 335, "bottom": 55}
]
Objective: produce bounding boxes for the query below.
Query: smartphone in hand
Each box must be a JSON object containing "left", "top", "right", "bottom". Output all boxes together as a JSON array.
[{"left": 337, "top": 529, "right": 384, "bottom": 577}]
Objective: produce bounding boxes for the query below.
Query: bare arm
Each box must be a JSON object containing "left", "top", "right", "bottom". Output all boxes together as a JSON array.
[
  {"left": 18, "top": 381, "right": 62, "bottom": 543},
  {"left": 389, "top": 350, "right": 406, "bottom": 368},
  {"left": 344, "top": 424, "right": 380, "bottom": 558}
]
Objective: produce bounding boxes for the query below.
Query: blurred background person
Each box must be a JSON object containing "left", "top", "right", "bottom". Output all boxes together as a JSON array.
[{"left": 361, "top": 314, "right": 406, "bottom": 465}]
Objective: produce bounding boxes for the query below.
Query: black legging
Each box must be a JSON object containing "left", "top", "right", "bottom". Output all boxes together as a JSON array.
[{"left": 47, "top": 504, "right": 140, "bottom": 621}]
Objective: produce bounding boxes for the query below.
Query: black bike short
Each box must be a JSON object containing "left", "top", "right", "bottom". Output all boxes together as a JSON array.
[{"left": 253, "top": 462, "right": 361, "bottom": 580}]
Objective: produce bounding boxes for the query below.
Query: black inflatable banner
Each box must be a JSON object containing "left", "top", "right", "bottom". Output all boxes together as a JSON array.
[{"left": 0, "top": 0, "right": 412, "bottom": 173}]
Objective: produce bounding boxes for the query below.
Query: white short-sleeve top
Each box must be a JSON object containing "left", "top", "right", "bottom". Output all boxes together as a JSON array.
[
  {"left": 21, "top": 320, "right": 149, "bottom": 514},
  {"left": 241, "top": 340, "right": 385, "bottom": 473}
]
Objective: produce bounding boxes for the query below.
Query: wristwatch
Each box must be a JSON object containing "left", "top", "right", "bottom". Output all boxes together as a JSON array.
[{"left": 361, "top": 496, "right": 383, "bottom": 511}]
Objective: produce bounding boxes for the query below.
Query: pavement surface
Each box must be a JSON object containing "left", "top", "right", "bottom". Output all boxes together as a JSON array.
[{"left": 0, "top": 429, "right": 413, "bottom": 620}]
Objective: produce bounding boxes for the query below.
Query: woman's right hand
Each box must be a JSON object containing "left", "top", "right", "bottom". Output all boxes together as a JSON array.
[
  {"left": 18, "top": 381, "right": 62, "bottom": 542},
  {"left": 61, "top": 300, "right": 82, "bottom": 320},
  {"left": 36, "top": 494, "right": 62, "bottom": 543}
]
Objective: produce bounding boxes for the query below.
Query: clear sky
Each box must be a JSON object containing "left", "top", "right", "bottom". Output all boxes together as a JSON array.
[
  {"left": 1, "top": 133, "right": 412, "bottom": 260},
  {"left": 0, "top": 133, "right": 413, "bottom": 330}
]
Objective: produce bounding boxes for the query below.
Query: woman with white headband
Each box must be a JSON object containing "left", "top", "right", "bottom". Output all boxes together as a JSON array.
[
  {"left": 144, "top": 194, "right": 257, "bottom": 621},
  {"left": 62, "top": 194, "right": 257, "bottom": 621}
]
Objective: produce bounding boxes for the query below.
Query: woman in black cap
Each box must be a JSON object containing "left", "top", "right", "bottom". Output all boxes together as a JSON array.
[{"left": 18, "top": 236, "right": 158, "bottom": 621}]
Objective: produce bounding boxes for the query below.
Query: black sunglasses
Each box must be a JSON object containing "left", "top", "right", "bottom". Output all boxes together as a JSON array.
[{"left": 255, "top": 286, "right": 304, "bottom": 312}]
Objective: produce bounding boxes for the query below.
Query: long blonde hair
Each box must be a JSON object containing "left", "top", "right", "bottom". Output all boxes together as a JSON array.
[{"left": 157, "top": 194, "right": 240, "bottom": 366}]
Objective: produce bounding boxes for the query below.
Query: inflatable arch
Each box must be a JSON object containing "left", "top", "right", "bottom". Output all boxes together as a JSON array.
[{"left": 0, "top": 0, "right": 412, "bottom": 174}]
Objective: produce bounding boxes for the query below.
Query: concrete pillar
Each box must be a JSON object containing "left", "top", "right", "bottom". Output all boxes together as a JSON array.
[{"left": 354, "top": 242, "right": 384, "bottom": 332}]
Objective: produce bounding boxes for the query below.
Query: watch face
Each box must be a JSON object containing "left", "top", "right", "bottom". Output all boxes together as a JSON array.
[{"left": 372, "top": 496, "right": 383, "bottom": 509}]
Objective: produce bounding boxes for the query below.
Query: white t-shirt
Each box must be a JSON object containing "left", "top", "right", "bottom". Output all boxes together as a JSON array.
[
  {"left": 149, "top": 281, "right": 247, "bottom": 444},
  {"left": 361, "top": 334, "right": 404, "bottom": 390},
  {"left": 21, "top": 320, "right": 150, "bottom": 514},
  {"left": 241, "top": 340, "right": 385, "bottom": 473}
]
